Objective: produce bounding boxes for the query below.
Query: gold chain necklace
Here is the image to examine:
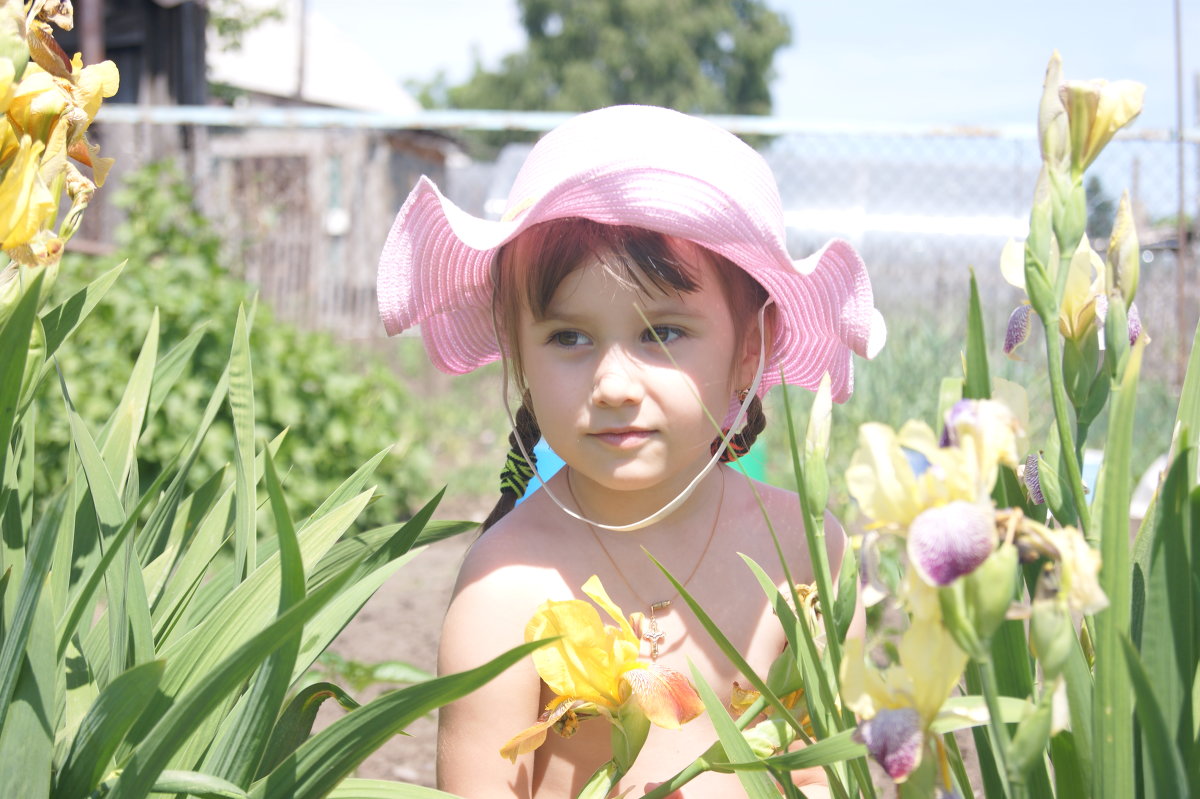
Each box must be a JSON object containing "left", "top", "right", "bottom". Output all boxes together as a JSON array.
[{"left": 567, "top": 468, "right": 726, "bottom": 661}]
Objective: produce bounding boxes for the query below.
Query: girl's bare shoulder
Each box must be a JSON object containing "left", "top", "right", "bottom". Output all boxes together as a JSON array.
[{"left": 452, "top": 492, "right": 581, "bottom": 603}]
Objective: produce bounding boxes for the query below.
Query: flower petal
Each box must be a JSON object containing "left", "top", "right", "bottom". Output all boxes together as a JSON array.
[
  {"left": 526, "top": 597, "right": 625, "bottom": 707},
  {"left": 907, "top": 501, "right": 996, "bottom": 587},
  {"left": 1023, "top": 453, "right": 1045, "bottom": 505},
  {"left": 582, "top": 574, "right": 637, "bottom": 643},
  {"left": 499, "top": 698, "right": 589, "bottom": 762},
  {"left": 854, "top": 707, "right": 925, "bottom": 781},
  {"left": 1004, "top": 304, "right": 1032, "bottom": 357},
  {"left": 622, "top": 664, "right": 705, "bottom": 730}
]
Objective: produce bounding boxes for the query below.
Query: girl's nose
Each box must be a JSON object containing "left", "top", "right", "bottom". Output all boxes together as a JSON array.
[{"left": 591, "top": 348, "right": 645, "bottom": 407}]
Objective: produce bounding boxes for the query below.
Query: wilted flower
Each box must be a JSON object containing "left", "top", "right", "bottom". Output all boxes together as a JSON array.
[
  {"left": 500, "top": 576, "right": 704, "bottom": 762},
  {"left": 841, "top": 618, "right": 969, "bottom": 782}
]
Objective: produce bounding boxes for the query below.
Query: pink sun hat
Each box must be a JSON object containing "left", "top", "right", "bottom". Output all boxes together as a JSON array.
[{"left": 377, "top": 104, "right": 886, "bottom": 403}]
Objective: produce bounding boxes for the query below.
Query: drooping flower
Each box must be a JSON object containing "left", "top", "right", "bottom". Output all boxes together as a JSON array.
[
  {"left": 841, "top": 617, "right": 969, "bottom": 782},
  {"left": 1001, "top": 233, "right": 1109, "bottom": 352},
  {"left": 500, "top": 576, "right": 704, "bottom": 762}
]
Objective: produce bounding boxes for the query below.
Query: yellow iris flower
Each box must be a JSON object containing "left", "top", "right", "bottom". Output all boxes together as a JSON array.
[
  {"left": 841, "top": 616, "right": 968, "bottom": 781},
  {"left": 500, "top": 576, "right": 704, "bottom": 761},
  {"left": 1060, "top": 78, "right": 1145, "bottom": 175}
]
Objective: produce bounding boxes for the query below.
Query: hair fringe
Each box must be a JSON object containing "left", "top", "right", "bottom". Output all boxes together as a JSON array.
[{"left": 481, "top": 401, "right": 542, "bottom": 532}]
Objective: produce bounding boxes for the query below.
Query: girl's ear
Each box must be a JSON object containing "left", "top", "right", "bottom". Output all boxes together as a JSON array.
[{"left": 733, "top": 306, "right": 773, "bottom": 391}]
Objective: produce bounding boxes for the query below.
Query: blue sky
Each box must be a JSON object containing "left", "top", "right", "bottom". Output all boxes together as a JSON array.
[{"left": 311, "top": 0, "right": 1197, "bottom": 131}]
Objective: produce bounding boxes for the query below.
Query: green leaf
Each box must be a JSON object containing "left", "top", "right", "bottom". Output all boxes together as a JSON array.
[
  {"left": 147, "top": 324, "right": 207, "bottom": 421},
  {"left": 1137, "top": 445, "right": 1195, "bottom": 798},
  {"left": 689, "top": 661, "right": 778, "bottom": 798},
  {"left": 647, "top": 551, "right": 800, "bottom": 732},
  {"left": 717, "top": 729, "right": 865, "bottom": 772},
  {"left": 105, "top": 565, "right": 357, "bottom": 799},
  {"left": 203, "top": 448, "right": 307, "bottom": 787},
  {"left": 1122, "top": 636, "right": 1193, "bottom": 796},
  {"left": 38, "top": 261, "right": 123, "bottom": 365},
  {"left": 0, "top": 585, "right": 54, "bottom": 799},
  {"left": 326, "top": 779, "right": 461, "bottom": 798},
  {"left": 0, "top": 270, "right": 43, "bottom": 487},
  {"left": 1092, "top": 338, "right": 1144, "bottom": 799},
  {"left": 229, "top": 306, "right": 257, "bottom": 581},
  {"left": 248, "top": 640, "right": 548, "bottom": 799},
  {"left": 54, "top": 660, "right": 166, "bottom": 799},
  {"left": 1173, "top": 316, "right": 1200, "bottom": 455},
  {"left": 963, "top": 268, "right": 992, "bottom": 400},
  {"left": 60, "top": 372, "right": 154, "bottom": 680},
  {"left": 0, "top": 431, "right": 58, "bottom": 730},
  {"left": 255, "top": 682, "right": 361, "bottom": 780}
]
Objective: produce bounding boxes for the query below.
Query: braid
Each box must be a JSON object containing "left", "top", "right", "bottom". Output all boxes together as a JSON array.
[
  {"left": 711, "top": 395, "right": 767, "bottom": 464},
  {"left": 481, "top": 401, "right": 542, "bottom": 531}
]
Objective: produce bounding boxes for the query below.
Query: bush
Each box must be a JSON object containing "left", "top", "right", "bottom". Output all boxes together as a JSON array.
[{"left": 36, "top": 161, "right": 433, "bottom": 529}]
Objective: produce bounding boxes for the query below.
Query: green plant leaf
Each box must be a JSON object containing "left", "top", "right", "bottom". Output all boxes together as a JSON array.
[
  {"left": 247, "top": 639, "right": 548, "bottom": 799},
  {"left": 105, "top": 564, "right": 357, "bottom": 799},
  {"left": 1137, "top": 444, "right": 1195, "bottom": 798},
  {"left": 0, "top": 585, "right": 54, "bottom": 799},
  {"left": 146, "top": 324, "right": 207, "bottom": 421},
  {"left": 716, "top": 729, "right": 865, "bottom": 772},
  {"left": 0, "top": 429, "right": 58, "bottom": 731},
  {"left": 0, "top": 270, "right": 43, "bottom": 489},
  {"left": 326, "top": 779, "right": 462, "bottom": 798},
  {"left": 1092, "top": 337, "right": 1144, "bottom": 799},
  {"left": 60, "top": 371, "right": 154, "bottom": 681},
  {"left": 689, "top": 660, "right": 779, "bottom": 798},
  {"left": 38, "top": 261, "right": 123, "bottom": 367},
  {"left": 963, "top": 268, "right": 991, "bottom": 400},
  {"left": 256, "top": 682, "right": 362, "bottom": 780},
  {"left": 1122, "top": 636, "right": 1193, "bottom": 796},
  {"left": 229, "top": 306, "right": 257, "bottom": 582},
  {"left": 54, "top": 660, "right": 166, "bottom": 799},
  {"left": 1171, "top": 311, "right": 1200, "bottom": 456},
  {"left": 203, "top": 447, "right": 307, "bottom": 787}
]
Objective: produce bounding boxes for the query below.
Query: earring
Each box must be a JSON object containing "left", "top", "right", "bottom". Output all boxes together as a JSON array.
[{"left": 736, "top": 387, "right": 751, "bottom": 402}]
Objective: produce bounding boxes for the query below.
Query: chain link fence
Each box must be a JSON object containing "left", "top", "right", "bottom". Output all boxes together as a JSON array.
[{"left": 88, "top": 108, "right": 1198, "bottom": 384}]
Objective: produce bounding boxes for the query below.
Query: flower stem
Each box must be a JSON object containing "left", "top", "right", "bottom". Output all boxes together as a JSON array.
[
  {"left": 976, "top": 657, "right": 1017, "bottom": 799},
  {"left": 1043, "top": 331, "right": 1093, "bottom": 535}
]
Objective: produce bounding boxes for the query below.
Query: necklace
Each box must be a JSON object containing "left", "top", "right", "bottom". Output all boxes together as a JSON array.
[{"left": 567, "top": 468, "right": 726, "bottom": 661}]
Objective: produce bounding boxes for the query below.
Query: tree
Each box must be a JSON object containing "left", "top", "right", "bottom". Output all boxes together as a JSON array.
[{"left": 445, "top": 0, "right": 791, "bottom": 116}]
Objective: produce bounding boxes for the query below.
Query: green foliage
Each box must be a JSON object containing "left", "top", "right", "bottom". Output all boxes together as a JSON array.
[
  {"left": 35, "top": 161, "right": 432, "bottom": 529},
  {"left": 441, "top": 0, "right": 790, "bottom": 153},
  {"left": 207, "top": 0, "right": 285, "bottom": 54},
  {"left": 0, "top": 248, "right": 525, "bottom": 798}
]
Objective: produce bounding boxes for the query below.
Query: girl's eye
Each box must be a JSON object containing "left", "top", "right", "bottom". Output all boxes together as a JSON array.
[
  {"left": 548, "top": 330, "right": 590, "bottom": 347},
  {"left": 643, "top": 325, "right": 684, "bottom": 345}
]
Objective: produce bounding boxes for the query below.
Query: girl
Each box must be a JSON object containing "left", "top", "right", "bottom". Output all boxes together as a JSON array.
[{"left": 377, "top": 105, "right": 885, "bottom": 798}]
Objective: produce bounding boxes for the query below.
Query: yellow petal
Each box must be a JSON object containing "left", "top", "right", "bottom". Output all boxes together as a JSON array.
[
  {"left": 74, "top": 59, "right": 119, "bottom": 121},
  {"left": 581, "top": 575, "right": 637, "bottom": 644},
  {"left": 897, "top": 618, "right": 968, "bottom": 725},
  {"left": 526, "top": 598, "right": 624, "bottom": 708},
  {"left": 840, "top": 637, "right": 891, "bottom": 718},
  {"left": 499, "top": 698, "right": 586, "bottom": 762},
  {"left": 1083, "top": 80, "right": 1145, "bottom": 170},
  {"left": 0, "top": 136, "right": 55, "bottom": 249},
  {"left": 622, "top": 664, "right": 704, "bottom": 730},
  {"left": 846, "top": 423, "right": 923, "bottom": 528},
  {"left": 999, "top": 238, "right": 1025, "bottom": 291}
]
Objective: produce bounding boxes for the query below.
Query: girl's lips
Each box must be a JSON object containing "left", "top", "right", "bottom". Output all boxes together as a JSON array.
[{"left": 590, "top": 429, "right": 654, "bottom": 448}]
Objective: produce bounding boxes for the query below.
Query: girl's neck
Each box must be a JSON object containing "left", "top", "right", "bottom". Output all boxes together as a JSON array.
[{"left": 561, "top": 463, "right": 727, "bottom": 535}]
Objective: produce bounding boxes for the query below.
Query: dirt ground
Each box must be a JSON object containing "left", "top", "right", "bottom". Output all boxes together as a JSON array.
[{"left": 315, "top": 519, "right": 474, "bottom": 786}]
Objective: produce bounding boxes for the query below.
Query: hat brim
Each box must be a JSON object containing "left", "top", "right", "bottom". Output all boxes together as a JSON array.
[{"left": 378, "top": 170, "right": 885, "bottom": 403}]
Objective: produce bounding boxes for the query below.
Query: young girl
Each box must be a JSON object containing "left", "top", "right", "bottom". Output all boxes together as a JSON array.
[{"left": 377, "top": 105, "right": 884, "bottom": 798}]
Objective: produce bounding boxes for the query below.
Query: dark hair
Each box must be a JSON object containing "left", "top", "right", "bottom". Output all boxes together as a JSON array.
[{"left": 480, "top": 219, "right": 771, "bottom": 531}]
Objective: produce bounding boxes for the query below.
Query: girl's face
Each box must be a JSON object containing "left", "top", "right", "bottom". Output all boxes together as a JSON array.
[{"left": 517, "top": 250, "right": 758, "bottom": 497}]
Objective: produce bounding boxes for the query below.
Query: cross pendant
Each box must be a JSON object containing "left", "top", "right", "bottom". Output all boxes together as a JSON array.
[{"left": 643, "top": 600, "right": 671, "bottom": 661}]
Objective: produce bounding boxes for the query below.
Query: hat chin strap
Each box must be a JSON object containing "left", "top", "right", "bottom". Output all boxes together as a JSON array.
[{"left": 502, "top": 301, "right": 771, "bottom": 532}]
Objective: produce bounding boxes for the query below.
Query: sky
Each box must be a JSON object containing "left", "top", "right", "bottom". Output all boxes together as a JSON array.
[{"left": 309, "top": 0, "right": 1199, "bottom": 132}]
